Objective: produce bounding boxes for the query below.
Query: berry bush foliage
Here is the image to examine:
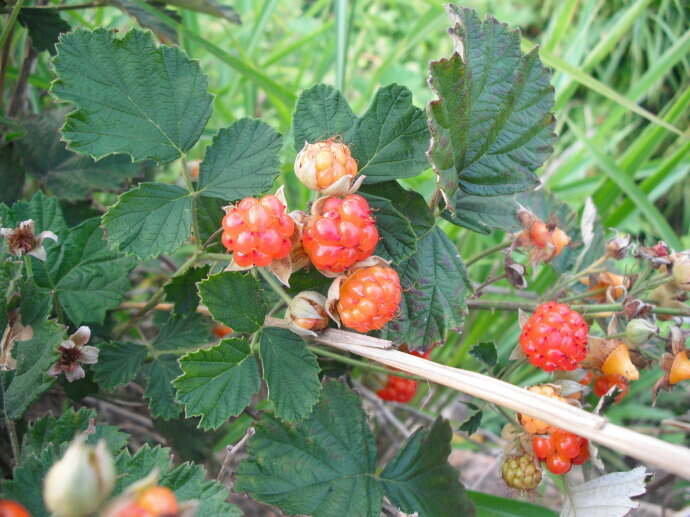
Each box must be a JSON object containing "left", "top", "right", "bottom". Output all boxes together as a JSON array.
[{"left": 0, "top": 3, "right": 689, "bottom": 517}]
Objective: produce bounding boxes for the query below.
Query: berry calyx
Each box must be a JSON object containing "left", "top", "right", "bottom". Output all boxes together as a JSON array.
[
  {"left": 593, "top": 374, "right": 628, "bottom": 402},
  {"left": 213, "top": 325, "right": 233, "bottom": 338},
  {"left": 302, "top": 194, "right": 379, "bottom": 273},
  {"left": 294, "top": 140, "right": 360, "bottom": 194},
  {"left": 286, "top": 291, "right": 329, "bottom": 335},
  {"left": 221, "top": 194, "right": 295, "bottom": 268},
  {"left": 519, "top": 302, "right": 588, "bottom": 371},
  {"left": 601, "top": 342, "right": 639, "bottom": 381},
  {"left": 0, "top": 500, "right": 31, "bottom": 517},
  {"left": 336, "top": 265, "right": 401, "bottom": 332},
  {"left": 546, "top": 453, "right": 572, "bottom": 475},
  {"left": 669, "top": 350, "right": 690, "bottom": 385},
  {"left": 518, "top": 385, "right": 569, "bottom": 435},
  {"left": 501, "top": 454, "right": 542, "bottom": 490}
]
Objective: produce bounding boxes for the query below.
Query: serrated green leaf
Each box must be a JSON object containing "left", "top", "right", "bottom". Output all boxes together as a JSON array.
[
  {"left": 144, "top": 355, "right": 183, "bottom": 420},
  {"left": 382, "top": 226, "right": 468, "bottom": 347},
  {"left": 196, "top": 195, "right": 225, "bottom": 251},
  {"left": 115, "top": 444, "right": 173, "bottom": 493},
  {"left": 93, "top": 342, "right": 148, "bottom": 389},
  {"left": 259, "top": 327, "right": 320, "bottom": 422},
  {"left": 428, "top": 7, "right": 554, "bottom": 198},
  {"left": 112, "top": 0, "right": 180, "bottom": 44},
  {"left": 361, "top": 193, "right": 417, "bottom": 263},
  {"left": 348, "top": 84, "right": 429, "bottom": 183},
  {"left": 33, "top": 218, "right": 135, "bottom": 325},
  {"left": 458, "top": 406, "right": 482, "bottom": 435},
  {"left": 1, "top": 446, "right": 61, "bottom": 517},
  {"left": 236, "top": 380, "right": 383, "bottom": 517},
  {"left": 0, "top": 144, "right": 25, "bottom": 205},
  {"left": 292, "top": 84, "right": 356, "bottom": 149},
  {"left": 16, "top": 113, "right": 144, "bottom": 201},
  {"left": 174, "top": 339, "right": 260, "bottom": 430},
  {"left": 164, "top": 265, "right": 210, "bottom": 315},
  {"left": 470, "top": 342, "right": 497, "bottom": 368},
  {"left": 198, "top": 272, "right": 267, "bottom": 333},
  {"left": 102, "top": 183, "right": 193, "bottom": 259},
  {"left": 198, "top": 119, "right": 282, "bottom": 200},
  {"left": 381, "top": 419, "right": 473, "bottom": 517},
  {"left": 162, "top": 462, "right": 241, "bottom": 516},
  {"left": 21, "top": 407, "right": 128, "bottom": 461},
  {"left": 153, "top": 312, "right": 211, "bottom": 353},
  {"left": 52, "top": 29, "right": 212, "bottom": 163},
  {"left": 2, "top": 319, "right": 63, "bottom": 419},
  {"left": 18, "top": 8, "right": 70, "bottom": 54},
  {"left": 19, "top": 280, "right": 52, "bottom": 326},
  {"left": 3, "top": 191, "right": 68, "bottom": 239},
  {"left": 443, "top": 191, "right": 522, "bottom": 234},
  {"left": 360, "top": 181, "right": 434, "bottom": 238}
]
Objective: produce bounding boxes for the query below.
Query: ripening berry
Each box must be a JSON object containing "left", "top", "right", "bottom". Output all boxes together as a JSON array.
[
  {"left": 518, "top": 385, "right": 569, "bottom": 435},
  {"left": 593, "top": 374, "right": 628, "bottom": 402},
  {"left": 519, "top": 302, "right": 588, "bottom": 371},
  {"left": 532, "top": 436, "right": 554, "bottom": 461},
  {"left": 137, "top": 486, "right": 178, "bottom": 515},
  {"left": 551, "top": 429, "right": 585, "bottom": 459},
  {"left": 546, "top": 453, "right": 572, "bottom": 475},
  {"left": 221, "top": 195, "right": 295, "bottom": 268},
  {"left": 294, "top": 140, "right": 359, "bottom": 194},
  {"left": 287, "top": 291, "right": 329, "bottom": 334},
  {"left": 213, "top": 325, "right": 233, "bottom": 338},
  {"left": 501, "top": 454, "right": 542, "bottom": 490},
  {"left": 377, "top": 349, "right": 430, "bottom": 403},
  {"left": 0, "top": 500, "right": 31, "bottom": 517},
  {"left": 337, "top": 266, "right": 401, "bottom": 332},
  {"left": 302, "top": 194, "right": 378, "bottom": 273}
]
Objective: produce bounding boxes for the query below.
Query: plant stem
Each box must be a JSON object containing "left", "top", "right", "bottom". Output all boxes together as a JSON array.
[
  {"left": 200, "top": 252, "right": 232, "bottom": 262},
  {"left": 0, "top": 378, "right": 19, "bottom": 465},
  {"left": 22, "top": 254, "right": 32, "bottom": 280},
  {"left": 308, "top": 345, "right": 422, "bottom": 381},
  {"left": 0, "top": 0, "right": 25, "bottom": 52},
  {"left": 257, "top": 267, "right": 292, "bottom": 306},
  {"left": 180, "top": 157, "right": 201, "bottom": 245},
  {"left": 465, "top": 240, "right": 511, "bottom": 267}
]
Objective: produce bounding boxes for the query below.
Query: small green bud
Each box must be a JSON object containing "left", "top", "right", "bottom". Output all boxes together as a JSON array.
[{"left": 625, "top": 319, "right": 657, "bottom": 345}]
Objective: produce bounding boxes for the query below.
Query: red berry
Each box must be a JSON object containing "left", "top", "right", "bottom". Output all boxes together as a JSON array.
[
  {"left": 137, "top": 486, "right": 178, "bottom": 515},
  {"left": 111, "top": 502, "right": 149, "bottom": 517},
  {"left": 532, "top": 436, "right": 554, "bottom": 460},
  {"left": 302, "top": 194, "right": 378, "bottom": 273},
  {"left": 0, "top": 500, "right": 31, "bottom": 517},
  {"left": 546, "top": 453, "right": 572, "bottom": 475},
  {"left": 519, "top": 302, "right": 589, "bottom": 371},
  {"left": 221, "top": 194, "right": 295, "bottom": 267},
  {"left": 572, "top": 441, "right": 590, "bottom": 465},
  {"left": 593, "top": 374, "right": 628, "bottom": 403},
  {"left": 337, "top": 266, "right": 401, "bottom": 332},
  {"left": 213, "top": 324, "right": 233, "bottom": 338},
  {"left": 551, "top": 429, "right": 584, "bottom": 460}
]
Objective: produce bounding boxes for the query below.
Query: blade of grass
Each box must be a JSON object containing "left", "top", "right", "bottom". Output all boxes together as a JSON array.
[
  {"left": 541, "top": 0, "right": 579, "bottom": 54},
  {"left": 567, "top": 118, "right": 682, "bottom": 250},
  {"left": 335, "top": 0, "right": 348, "bottom": 91}
]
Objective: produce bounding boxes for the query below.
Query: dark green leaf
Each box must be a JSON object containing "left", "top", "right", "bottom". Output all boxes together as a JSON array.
[
  {"left": 348, "top": 84, "right": 429, "bottom": 183},
  {"left": 442, "top": 191, "right": 522, "bottom": 234},
  {"left": 165, "top": 265, "right": 210, "bottom": 315},
  {"left": 2, "top": 319, "right": 63, "bottom": 419},
  {"left": 236, "top": 380, "right": 382, "bottom": 517},
  {"left": 259, "top": 327, "right": 320, "bottom": 422},
  {"left": 361, "top": 193, "right": 417, "bottom": 263},
  {"left": 153, "top": 312, "right": 211, "bottom": 352},
  {"left": 360, "top": 181, "right": 434, "bottom": 238},
  {"left": 382, "top": 226, "right": 468, "bottom": 347},
  {"left": 198, "top": 272, "right": 267, "bottom": 333},
  {"left": 0, "top": 144, "right": 25, "bottom": 204},
  {"left": 470, "top": 342, "right": 497, "bottom": 368},
  {"left": 458, "top": 406, "right": 482, "bottom": 435},
  {"left": 174, "top": 339, "right": 260, "bottom": 430},
  {"left": 21, "top": 407, "right": 128, "bottom": 460},
  {"left": 18, "top": 8, "right": 70, "bottom": 54},
  {"left": 115, "top": 445, "right": 172, "bottom": 493},
  {"left": 102, "top": 183, "right": 193, "bottom": 259},
  {"left": 292, "top": 84, "right": 356, "bottom": 149},
  {"left": 466, "top": 491, "right": 557, "bottom": 517},
  {"left": 93, "top": 342, "right": 148, "bottom": 389},
  {"left": 381, "top": 419, "right": 473, "bottom": 517},
  {"left": 162, "top": 462, "right": 241, "bottom": 516},
  {"left": 144, "top": 355, "right": 183, "bottom": 420},
  {"left": 3, "top": 191, "right": 68, "bottom": 239},
  {"left": 52, "top": 29, "right": 212, "bottom": 163},
  {"left": 196, "top": 195, "right": 225, "bottom": 251},
  {"left": 17, "top": 112, "right": 143, "bottom": 201},
  {"left": 427, "top": 7, "right": 554, "bottom": 198},
  {"left": 198, "top": 119, "right": 282, "bottom": 201},
  {"left": 0, "top": 446, "right": 61, "bottom": 517},
  {"left": 19, "top": 280, "right": 52, "bottom": 326},
  {"left": 163, "top": 0, "right": 241, "bottom": 23},
  {"left": 33, "top": 218, "right": 135, "bottom": 325},
  {"left": 112, "top": 0, "right": 180, "bottom": 44}
]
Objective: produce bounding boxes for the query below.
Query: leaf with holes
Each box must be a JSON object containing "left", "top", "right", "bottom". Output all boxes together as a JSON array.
[{"left": 52, "top": 29, "right": 212, "bottom": 163}]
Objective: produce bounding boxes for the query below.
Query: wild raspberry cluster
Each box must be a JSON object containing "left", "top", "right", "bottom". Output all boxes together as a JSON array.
[
  {"left": 219, "top": 139, "right": 402, "bottom": 334},
  {"left": 377, "top": 350, "right": 430, "bottom": 403},
  {"left": 501, "top": 454, "right": 542, "bottom": 490},
  {"left": 532, "top": 429, "right": 589, "bottom": 475},
  {"left": 519, "top": 302, "right": 589, "bottom": 371}
]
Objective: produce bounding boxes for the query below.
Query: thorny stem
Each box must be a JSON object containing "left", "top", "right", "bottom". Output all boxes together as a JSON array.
[
  {"left": 465, "top": 240, "right": 512, "bottom": 267},
  {"left": 308, "top": 345, "right": 423, "bottom": 381}
]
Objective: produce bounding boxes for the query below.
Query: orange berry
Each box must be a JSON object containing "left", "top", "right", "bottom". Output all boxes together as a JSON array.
[
  {"left": 337, "top": 266, "right": 400, "bottom": 332},
  {"left": 593, "top": 374, "right": 628, "bottom": 402},
  {"left": 0, "top": 500, "right": 31, "bottom": 517},
  {"left": 137, "top": 486, "right": 178, "bottom": 515},
  {"left": 213, "top": 324, "right": 233, "bottom": 338},
  {"left": 294, "top": 140, "right": 359, "bottom": 193},
  {"left": 518, "top": 385, "right": 569, "bottom": 435}
]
